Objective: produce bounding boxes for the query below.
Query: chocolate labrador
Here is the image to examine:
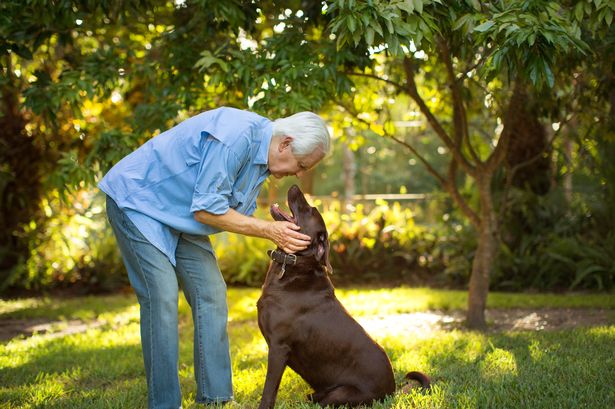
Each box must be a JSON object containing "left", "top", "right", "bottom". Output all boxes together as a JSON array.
[{"left": 256, "top": 185, "right": 430, "bottom": 408}]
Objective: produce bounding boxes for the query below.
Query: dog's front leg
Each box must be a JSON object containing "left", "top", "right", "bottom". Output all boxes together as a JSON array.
[{"left": 258, "top": 343, "right": 291, "bottom": 409}]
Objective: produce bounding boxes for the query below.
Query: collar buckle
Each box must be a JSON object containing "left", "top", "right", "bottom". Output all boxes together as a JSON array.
[{"left": 268, "top": 250, "right": 299, "bottom": 280}]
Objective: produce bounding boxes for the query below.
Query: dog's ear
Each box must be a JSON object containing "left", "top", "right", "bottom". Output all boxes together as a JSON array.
[{"left": 316, "top": 233, "right": 333, "bottom": 275}]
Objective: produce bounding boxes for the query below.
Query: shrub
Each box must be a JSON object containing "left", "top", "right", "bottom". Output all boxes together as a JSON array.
[
  {"left": 1, "top": 191, "right": 127, "bottom": 294},
  {"left": 494, "top": 189, "right": 615, "bottom": 291}
]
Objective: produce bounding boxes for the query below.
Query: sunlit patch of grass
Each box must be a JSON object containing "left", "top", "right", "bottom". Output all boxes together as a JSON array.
[
  {"left": 1, "top": 288, "right": 615, "bottom": 408},
  {"left": 0, "top": 294, "right": 137, "bottom": 321},
  {"left": 334, "top": 287, "right": 615, "bottom": 315}
]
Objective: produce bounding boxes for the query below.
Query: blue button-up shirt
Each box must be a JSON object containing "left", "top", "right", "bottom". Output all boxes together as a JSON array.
[{"left": 98, "top": 107, "right": 272, "bottom": 265}]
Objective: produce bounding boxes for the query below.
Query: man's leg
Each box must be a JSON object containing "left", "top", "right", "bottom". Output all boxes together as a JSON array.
[
  {"left": 106, "top": 196, "right": 182, "bottom": 409},
  {"left": 175, "top": 234, "right": 233, "bottom": 404}
]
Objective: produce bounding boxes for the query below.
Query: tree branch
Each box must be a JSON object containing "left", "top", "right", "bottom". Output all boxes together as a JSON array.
[
  {"left": 438, "top": 39, "right": 482, "bottom": 166},
  {"left": 456, "top": 45, "right": 496, "bottom": 83},
  {"left": 402, "top": 56, "right": 478, "bottom": 178},
  {"left": 337, "top": 100, "right": 448, "bottom": 187},
  {"left": 341, "top": 70, "right": 405, "bottom": 90},
  {"left": 446, "top": 157, "right": 481, "bottom": 228}
]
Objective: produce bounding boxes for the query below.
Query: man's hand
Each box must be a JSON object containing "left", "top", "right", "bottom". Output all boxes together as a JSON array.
[
  {"left": 265, "top": 221, "right": 311, "bottom": 253},
  {"left": 194, "top": 209, "right": 311, "bottom": 253}
]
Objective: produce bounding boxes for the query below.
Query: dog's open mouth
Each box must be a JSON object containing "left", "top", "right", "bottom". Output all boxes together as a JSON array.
[{"left": 270, "top": 203, "right": 296, "bottom": 224}]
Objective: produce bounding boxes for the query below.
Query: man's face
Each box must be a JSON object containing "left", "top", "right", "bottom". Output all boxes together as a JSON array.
[{"left": 269, "top": 137, "right": 325, "bottom": 179}]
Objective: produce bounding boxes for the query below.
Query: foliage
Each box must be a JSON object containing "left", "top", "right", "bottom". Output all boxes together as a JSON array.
[
  {"left": 5, "top": 187, "right": 613, "bottom": 293},
  {"left": 1, "top": 0, "right": 615, "bottom": 305},
  {"left": 1, "top": 192, "right": 126, "bottom": 294},
  {"left": 211, "top": 209, "right": 272, "bottom": 287},
  {"left": 1, "top": 290, "right": 615, "bottom": 408},
  {"left": 495, "top": 188, "right": 615, "bottom": 291},
  {"left": 323, "top": 0, "right": 614, "bottom": 327},
  {"left": 322, "top": 198, "right": 435, "bottom": 285}
]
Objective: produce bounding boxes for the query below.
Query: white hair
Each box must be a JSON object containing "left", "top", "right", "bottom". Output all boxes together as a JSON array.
[{"left": 272, "top": 112, "right": 331, "bottom": 157}]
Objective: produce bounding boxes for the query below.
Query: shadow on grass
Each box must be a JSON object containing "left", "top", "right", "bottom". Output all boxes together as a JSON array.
[{"left": 419, "top": 327, "right": 615, "bottom": 408}]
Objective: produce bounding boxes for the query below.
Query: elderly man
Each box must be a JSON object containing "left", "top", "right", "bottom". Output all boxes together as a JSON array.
[{"left": 99, "top": 106, "right": 330, "bottom": 409}]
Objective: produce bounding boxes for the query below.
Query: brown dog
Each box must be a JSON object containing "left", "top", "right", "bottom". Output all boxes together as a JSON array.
[{"left": 256, "top": 185, "right": 430, "bottom": 408}]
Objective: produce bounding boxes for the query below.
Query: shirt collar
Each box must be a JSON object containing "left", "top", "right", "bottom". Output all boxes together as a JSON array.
[{"left": 254, "top": 121, "right": 273, "bottom": 166}]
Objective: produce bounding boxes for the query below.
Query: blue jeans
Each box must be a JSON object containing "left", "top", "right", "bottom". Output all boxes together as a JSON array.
[{"left": 106, "top": 196, "right": 233, "bottom": 408}]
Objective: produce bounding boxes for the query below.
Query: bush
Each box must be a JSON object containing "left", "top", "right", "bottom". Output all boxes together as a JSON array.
[
  {"left": 4, "top": 186, "right": 612, "bottom": 295},
  {"left": 210, "top": 197, "right": 472, "bottom": 288},
  {"left": 2, "top": 191, "right": 127, "bottom": 294},
  {"left": 494, "top": 188, "right": 615, "bottom": 291}
]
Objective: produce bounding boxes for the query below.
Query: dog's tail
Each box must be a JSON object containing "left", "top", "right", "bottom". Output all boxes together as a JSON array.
[{"left": 404, "top": 371, "right": 431, "bottom": 391}]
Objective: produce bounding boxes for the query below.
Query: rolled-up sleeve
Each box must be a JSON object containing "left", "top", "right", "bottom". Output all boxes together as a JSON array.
[{"left": 190, "top": 137, "right": 242, "bottom": 215}]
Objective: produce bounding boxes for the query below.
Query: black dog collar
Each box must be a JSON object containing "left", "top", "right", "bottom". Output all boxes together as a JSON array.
[
  {"left": 267, "top": 249, "right": 300, "bottom": 279},
  {"left": 267, "top": 249, "right": 298, "bottom": 266},
  {"left": 267, "top": 249, "right": 326, "bottom": 280}
]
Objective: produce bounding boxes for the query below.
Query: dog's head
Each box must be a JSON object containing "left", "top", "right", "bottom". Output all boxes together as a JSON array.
[{"left": 270, "top": 184, "right": 332, "bottom": 274}]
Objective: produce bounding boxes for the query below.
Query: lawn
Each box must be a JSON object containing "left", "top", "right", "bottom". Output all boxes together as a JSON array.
[{"left": 1, "top": 287, "right": 614, "bottom": 408}]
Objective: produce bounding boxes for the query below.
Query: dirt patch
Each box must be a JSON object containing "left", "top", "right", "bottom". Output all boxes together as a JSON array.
[
  {"left": 0, "top": 318, "right": 105, "bottom": 342},
  {"left": 358, "top": 308, "right": 615, "bottom": 335}
]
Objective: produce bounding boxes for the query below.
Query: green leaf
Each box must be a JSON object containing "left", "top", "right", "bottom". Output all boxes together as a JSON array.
[
  {"left": 413, "top": 0, "right": 423, "bottom": 14},
  {"left": 453, "top": 14, "right": 472, "bottom": 31},
  {"left": 398, "top": 0, "right": 414, "bottom": 14},
  {"left": 366, "top": 27, "right": 375, "bottom": 45},
  {"left": 574, "top": 2, "right": 584, "bottom": 21},
  {"left": 385, "top": 17, "right": 394, "bottom": 33},
  {"left": 468, "top": 0, "right": 481, "bottom": 11},
  {"left": 474, "top": 20, "right": 495, "bottom": 32},
  {"left": 529, "top": 63, "right": 538, "bottom": 85},
  {"left": 194, "top": 50, "right": 228, "bottom": 72},
  {"left": 348, "top": 15, "right": 357, "bottom": 33},
  {"left": 570, "top": 265, "right": 606, "bottom": 289},
  {"left": 543, "top": 59, "right": 554, "bottom": 88},
  {"left": 371, "top": 19, "right": 384, "bottom": 36}
]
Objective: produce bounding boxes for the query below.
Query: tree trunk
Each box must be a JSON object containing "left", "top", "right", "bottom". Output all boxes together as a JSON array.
[
  {"left": 562, "top": 131, "right": 573, "bottom": 203},
  {"left": 504, "top": 84, "right": 551, "bottom": 195},
  {"left": 466, "top": 176, "right": 499, "bottom": 330}
]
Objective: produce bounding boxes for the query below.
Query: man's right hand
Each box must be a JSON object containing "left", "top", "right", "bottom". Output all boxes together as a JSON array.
[{"left": 266, "top": 221, "right": 312, "bottom": 254}]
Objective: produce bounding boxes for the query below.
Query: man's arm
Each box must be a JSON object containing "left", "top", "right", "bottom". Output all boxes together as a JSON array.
[{"left": 194, "top": 209, "right": 311, "bottom": 254}]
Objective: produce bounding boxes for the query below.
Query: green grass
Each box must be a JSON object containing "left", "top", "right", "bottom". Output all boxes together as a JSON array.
[{"left": 1, "top": 287, "right": 615, "bottom": 408}]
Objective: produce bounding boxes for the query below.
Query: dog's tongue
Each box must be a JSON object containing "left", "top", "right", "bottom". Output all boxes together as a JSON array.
[{"left": 271, "top": 203, "right": 295, "bottom": 223}]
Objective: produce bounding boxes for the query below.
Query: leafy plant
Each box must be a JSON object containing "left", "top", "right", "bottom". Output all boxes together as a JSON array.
[{"left": 494, "top": 188, "right": 615, "bottom": 291}]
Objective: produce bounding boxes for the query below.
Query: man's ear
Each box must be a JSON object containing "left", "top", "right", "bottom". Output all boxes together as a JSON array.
[{"left": 278, "top": 135, "right": 293, "bottom": 151}]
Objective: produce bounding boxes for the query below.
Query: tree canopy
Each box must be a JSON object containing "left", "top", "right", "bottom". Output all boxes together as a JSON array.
[{"left": 2, "top": 0, "right": 614, "bottom": 328}]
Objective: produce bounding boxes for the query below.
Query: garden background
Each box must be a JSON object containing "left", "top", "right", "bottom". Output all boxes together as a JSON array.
[{"left": 1, "top": 1, "right": 614, "bottom": 408}]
